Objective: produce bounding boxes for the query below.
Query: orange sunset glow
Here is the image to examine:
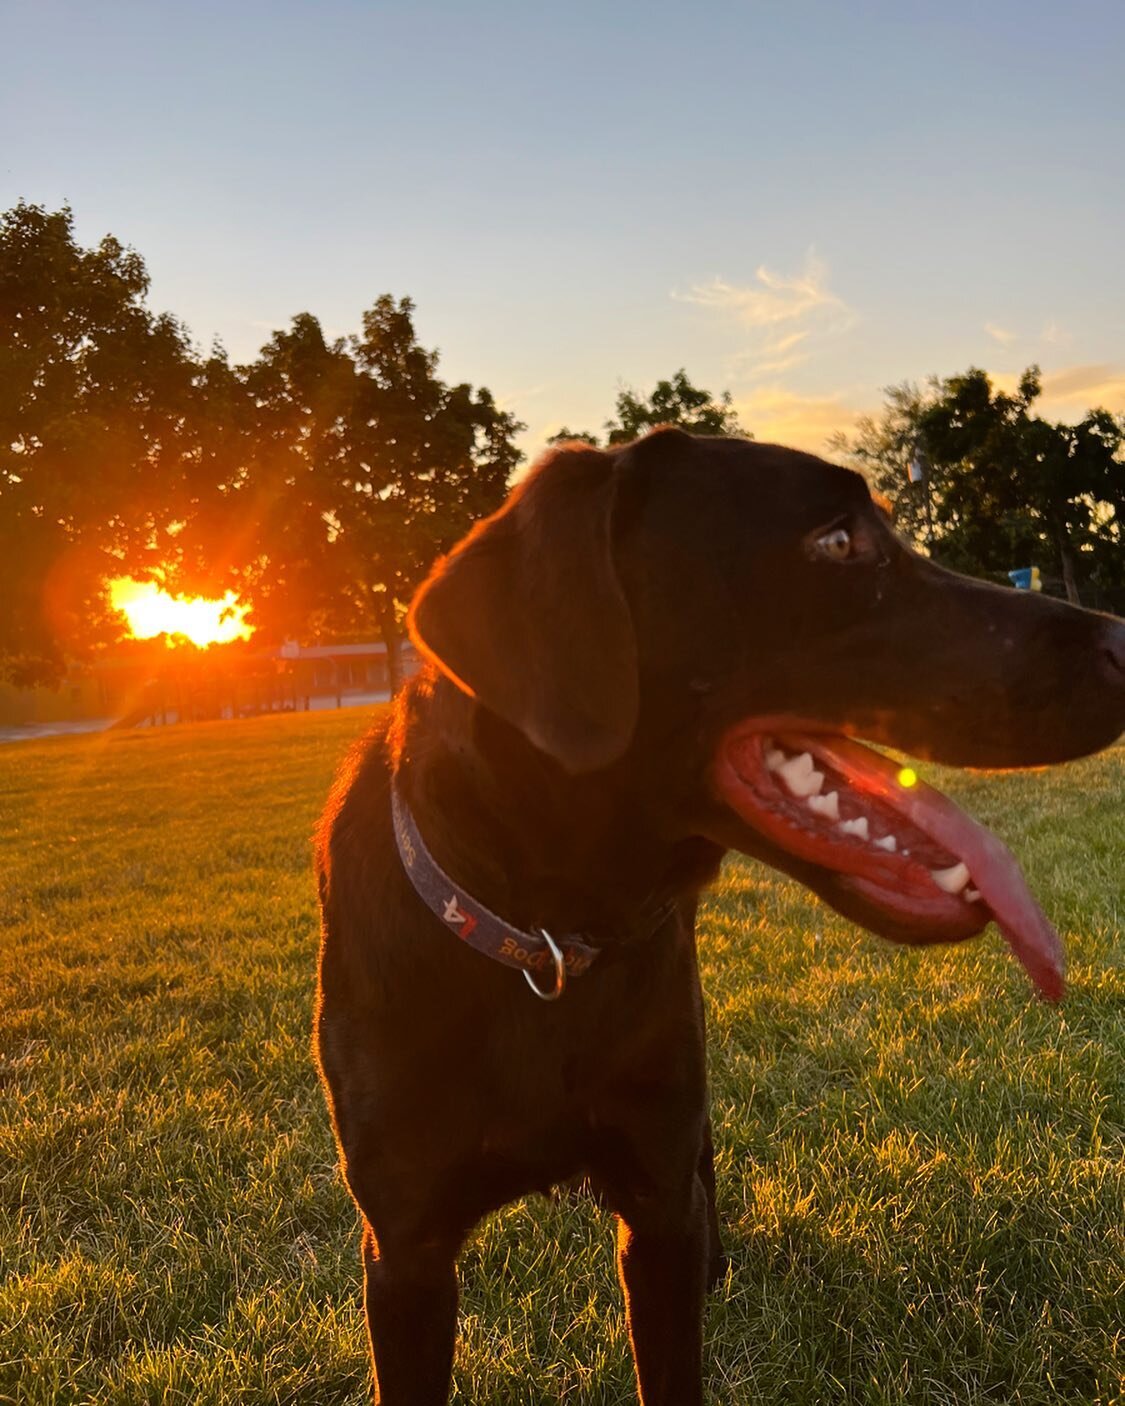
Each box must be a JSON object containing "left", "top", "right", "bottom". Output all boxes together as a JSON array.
[{"left": 110, "top": 578, "right": 254, "bottom": 647}]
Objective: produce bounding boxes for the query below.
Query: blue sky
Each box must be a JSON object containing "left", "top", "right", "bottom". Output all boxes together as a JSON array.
[{"left": 5, "top": 0, "right": 1123, "bottom": 454}]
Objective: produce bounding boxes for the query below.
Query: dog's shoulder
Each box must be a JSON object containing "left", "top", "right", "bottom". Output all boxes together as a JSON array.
[
  {"left": 315, "top": 705, "right": 419, "bottom": 1017},
  {"left": 316, "top": 714, "right": 393, "bottom": 871}
]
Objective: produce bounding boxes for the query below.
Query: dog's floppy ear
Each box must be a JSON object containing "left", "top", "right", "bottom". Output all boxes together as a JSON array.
[{"left": 409, "top": 444, "right": 637, "bottom": 773}]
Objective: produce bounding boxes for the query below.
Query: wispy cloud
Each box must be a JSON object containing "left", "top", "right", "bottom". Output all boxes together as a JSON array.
[
  {"left": 988, "top": 362, "right": 1125, "bottom": 417},
  {"left": 985, "top": 320, "right": 1076, "bottom": 351},
  {"left": 679, "top": 252, "right": 849, "bottom": 331},
  {"left": 1040, "top": 321, "right": 1073, "bottom": 347},
  {"left": 677, "top": 252, "right": 855, "bottom": 382},
  {"left": 739, "top": 329, "right": 811, "bottom": 375},
  {"left": 767, "top": 330, "right": 811, "bottom": 355},
  {"left": 731, "top": 383, "right": 866, "bottom": 455},
  {"left": 746, "top": 351, "right": 808, "bottom": 375},
  {"left": 984, "top": 322, "right": 1018, "bottom": 347},
  {"left": 1040, "top": 363, "right": 1125, "bottom": 409},
  {"left": 497, "top": 382, "right": 549, "bottom": 413}
]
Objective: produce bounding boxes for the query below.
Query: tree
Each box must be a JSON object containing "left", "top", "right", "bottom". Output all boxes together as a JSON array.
[
  {"left": 545, "top": 427, "right": 599, "bottom": 447},
  {"left": 605, "top": 369, "right": 748, "bottom": 444},
  {"left": 0, "top": 202, "right": 198, "bottom": 684},
  {"left": 829, "top": 382, "right": 935, "bottom": 546},
  {"left": 179, "top": 298, "right": 525, "bottom": 692},
  {"left": 833, "top": 367, "right": 1124, "bottom": 609},
  {"left": 0, "top": 202, "right": 526, "bottom": 693},
  {"left": 547, "top": 370, "right": 748, "bottom": 448}
]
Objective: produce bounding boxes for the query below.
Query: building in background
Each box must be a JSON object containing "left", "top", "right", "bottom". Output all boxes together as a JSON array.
[{"left": 0, "top": 641, "right": 420, "bottom": 732}]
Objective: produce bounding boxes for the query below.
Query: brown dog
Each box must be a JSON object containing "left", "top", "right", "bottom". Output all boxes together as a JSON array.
[{"left": 314, "top": 429, "right": 1124, "bottom": 1404}]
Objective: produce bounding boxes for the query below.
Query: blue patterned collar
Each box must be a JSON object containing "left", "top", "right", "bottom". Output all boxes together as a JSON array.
[{"left": 391, "top": 784, "right": 602, "bottom": 1000}]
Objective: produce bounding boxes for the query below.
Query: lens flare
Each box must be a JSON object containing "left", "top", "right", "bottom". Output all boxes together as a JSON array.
[{"left": 110, "top": 579, "right": 253, "bottom": 647}]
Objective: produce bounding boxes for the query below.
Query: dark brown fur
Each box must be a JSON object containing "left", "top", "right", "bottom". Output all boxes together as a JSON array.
[{"left": 314, "top": 429, "right": 1124, "bottom": 1404}]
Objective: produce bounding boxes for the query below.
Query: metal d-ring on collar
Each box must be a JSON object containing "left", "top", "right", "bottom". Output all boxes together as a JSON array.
[
  {"left": 523, "top": 931, "right": 566, "bottom": 1001},
  {"left": 390, "top": 783, "right": 602, "bottom": 999}
]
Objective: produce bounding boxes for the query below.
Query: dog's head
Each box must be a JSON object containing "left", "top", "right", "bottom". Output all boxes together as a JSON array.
[{"left": 410, "top": 428, "right": 1125, "bottom": 997}]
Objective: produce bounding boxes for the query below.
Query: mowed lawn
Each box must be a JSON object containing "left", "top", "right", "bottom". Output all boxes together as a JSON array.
[{"left": 1, "top": 710, "right": 1122, "bottom": 1406}]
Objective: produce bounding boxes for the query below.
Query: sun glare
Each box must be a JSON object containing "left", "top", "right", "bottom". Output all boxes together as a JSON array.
[{"left": 110, "top": 578, "right": 254, "bottom": 647}]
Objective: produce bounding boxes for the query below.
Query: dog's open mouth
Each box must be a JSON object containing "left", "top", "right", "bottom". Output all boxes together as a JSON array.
[{"left": 714, "top": 724, "right": 1065, "bottom": 1000}]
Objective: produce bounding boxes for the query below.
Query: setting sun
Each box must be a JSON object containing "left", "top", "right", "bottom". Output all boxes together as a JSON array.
[{"left": 110, "top": 578, "right": 254, "bottom": 647}]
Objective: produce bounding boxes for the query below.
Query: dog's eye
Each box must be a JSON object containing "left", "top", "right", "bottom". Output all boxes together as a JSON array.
[{"left": 815, "top": 526, "right": 853, "bottom": 561}]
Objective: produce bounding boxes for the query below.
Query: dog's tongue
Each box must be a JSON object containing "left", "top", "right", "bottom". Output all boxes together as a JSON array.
[{"left": 809, "top": 738, "right": 1066, "bottom": 1001}]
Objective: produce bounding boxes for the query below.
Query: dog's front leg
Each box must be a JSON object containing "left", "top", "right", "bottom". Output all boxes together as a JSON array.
[
  {"left": 698, "top": 1114, "right": 727, "bottom": 1290},
  {"left": 361, "top": 1222, "right": 459, "bottom": 1405},
  {"left": 615, "top": 1174, "right": 708, "bottom": 1406}
]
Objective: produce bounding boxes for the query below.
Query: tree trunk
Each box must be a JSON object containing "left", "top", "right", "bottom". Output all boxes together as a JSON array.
[
  {"left": 375, "top": 594, "right": 403, "bottom": 695},
  {"left": 1052, "top": 521, "right": 1081, "bottom": 606}
]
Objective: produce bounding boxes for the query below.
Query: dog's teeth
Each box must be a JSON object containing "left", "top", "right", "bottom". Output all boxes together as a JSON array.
[
  {"left": 778, "top": 750, "right": 813, "bottom": 778},
  {"left": 765, "top": 747, "right": 787, "bottom": 772},
  {"left": 806, "top": 790, "right": 840, "bottom": 821},
  {"left": 931, "top": 862, "right": 971, "bottom": 894},
  {"left": 777, "top": 752, "right": 824, "bottom": 798},
  {"left": 784, "top": 769, "right": 825, "bottom": 799},
  {"left": 873, "top": 834, "right": 897, "bottom": 852},
  {"left": 837, "top": 816, "right": 869, "bottom": 840},
  {"left": 964, "top": 887, "right": 982, "bottom": 902}
]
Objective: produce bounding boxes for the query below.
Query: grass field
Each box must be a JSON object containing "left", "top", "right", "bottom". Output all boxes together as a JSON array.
[{"left": 1, "top": 709, "right": 1122, "bottom": 1405}]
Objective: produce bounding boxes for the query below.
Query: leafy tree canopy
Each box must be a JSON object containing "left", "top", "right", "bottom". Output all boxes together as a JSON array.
[
  {"left": 0, "top": 205, "right": 525, "bottom": 690},
  {"left": 180, "top": 298, "right": 524, "bottom": 689},
  {"left": 833, "top": 367, "right": 1124, "bottom": 610},
  {"left": 548, "top": 369, "right": 748, "bottom": 448},
  {"left": 0, "top": 202, "right": 198, "bottom": 683}
]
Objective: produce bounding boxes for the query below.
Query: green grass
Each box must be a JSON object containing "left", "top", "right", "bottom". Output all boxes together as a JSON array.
[{"left": 0, "top": 711, "right": 1122, "bottom": 1405}]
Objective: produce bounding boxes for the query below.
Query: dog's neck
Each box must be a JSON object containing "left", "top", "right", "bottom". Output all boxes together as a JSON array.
[{"left": 390, "top": 670, "right": 721, "bottom": 948}]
